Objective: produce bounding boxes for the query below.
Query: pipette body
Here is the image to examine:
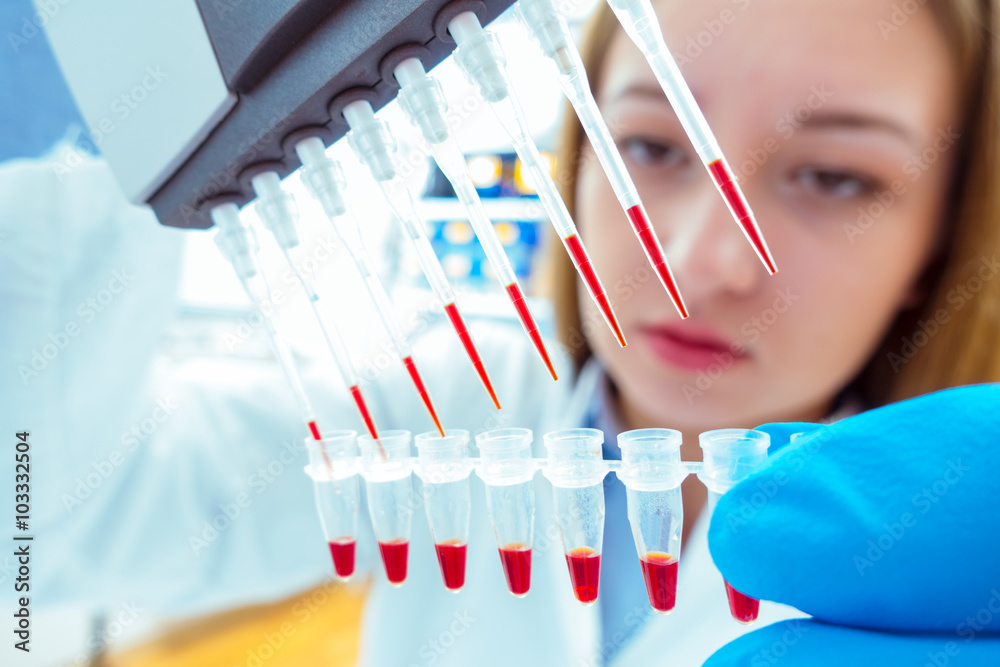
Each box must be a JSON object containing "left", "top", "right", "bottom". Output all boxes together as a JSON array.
[
  {"left": 604, "top": 0, "right": 777, "bottom": 275},
  {"left": 343, "top": 99, "right": 502, "bottom": 408},
  {"left": 447, "top": 12, "right": 626, "bottom": 348},
  {"left": 393, "top": 57, "right": 557, "bottom": 381},
  {"left": 515, "top": 0, "right": 689, "bottom": 319}
]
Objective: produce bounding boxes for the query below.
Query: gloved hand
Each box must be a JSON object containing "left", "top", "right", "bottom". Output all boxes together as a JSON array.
[{"left": 704, "top": 384, "right": 1000, "bottom": 665}]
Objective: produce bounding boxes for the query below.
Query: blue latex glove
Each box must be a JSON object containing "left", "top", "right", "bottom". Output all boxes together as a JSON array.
[{"left": 705, "top": 385, "right": 1000, "bottom": 665}]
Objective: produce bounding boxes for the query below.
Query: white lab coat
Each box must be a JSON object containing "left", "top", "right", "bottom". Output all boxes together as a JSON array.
[{"left": 0, "top": 151, "right": 804, "bottom": 666}]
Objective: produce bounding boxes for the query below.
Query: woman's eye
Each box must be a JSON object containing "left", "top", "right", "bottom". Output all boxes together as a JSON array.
[
  {"left": 791, "top": 167, "right": 876, "bottom": 200},
  {"left": 620, "top": 137, "right": 686, "bottom": 169}
]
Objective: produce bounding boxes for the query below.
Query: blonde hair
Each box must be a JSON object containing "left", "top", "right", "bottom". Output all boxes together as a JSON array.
[{"left": 548, "top": 0, "right": 1000, "bottom": 406}]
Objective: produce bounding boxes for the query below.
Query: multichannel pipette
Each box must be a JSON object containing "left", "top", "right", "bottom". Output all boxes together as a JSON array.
[
  {"left": 247, "top": 171, "right": 388, "bottom": 440},
  {"left": 447, "top": 12, "right": 626, "bottom": 348},
  {"left": 252, "top": 159, "right": 446, "bottom": 437},
  {"left": 342, "top": 99, "right": 503, "bottom": 407},
  {"left": 605, "top": 0, "right": 778, "bottom": 275},
  {"left": 211, "top": 203, "right": 350, "bottom": 457},
  {"left": 515, "top": 0, "right": 689, "bottom": 319},
  {"left": 393, "top": 58, "right": 558, "bottom": 380}
]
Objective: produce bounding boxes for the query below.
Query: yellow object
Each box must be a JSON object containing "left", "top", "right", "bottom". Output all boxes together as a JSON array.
[{"left": 106, "top": 579, "right": 368, "bottom": 667}]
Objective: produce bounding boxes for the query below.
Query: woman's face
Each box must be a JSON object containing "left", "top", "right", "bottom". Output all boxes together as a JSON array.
[{"left": 577, "top": 0, "right": 959, "bottom": 430}]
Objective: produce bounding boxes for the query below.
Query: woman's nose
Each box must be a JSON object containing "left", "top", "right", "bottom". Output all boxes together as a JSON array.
[{"left": 658, "top": 180, "right": 764, "bottom": 306}]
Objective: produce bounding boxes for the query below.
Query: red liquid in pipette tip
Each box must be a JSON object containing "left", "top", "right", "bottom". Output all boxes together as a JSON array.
[
  {"left": 624, "top": 205, "right": 689, "bottom": 319},
  {"left": 640, "top": 552, "right": 679, "bottom": 613},
  {"left": 378, "top": 538, "right": 409, "bottom": 586},
  {"left": 565, "top": 547, "right": 601, "bottom": 605},
  {"left": 504, "top": 283, "right": 558, "bottom": 381},
  {"left": 435, "top": 539, "right": 468, "bottom": 592},
  {"left": 706, "top": 160, "right": 778, "bottom": 275},
  {"left": 348, "top": 384, "right": 379, "bottom": 441},
  {"left": 402, "top": 355, "right": 445, "bottom": 437},
  {"left": 307, "top": 420, "right": 334, "bottom": 468},
  {"left": 499, "top": 543, "right": 532, "bottom": 597},
  {"left": 328, "top": 537, "right": 356, "bottom": 579},
  {"left": 443, "top": 302, "right": 502, "bottom": 410},
  {"left": 563, "top": 234, "right": 627, "bottom": 348},
  {"left": 724, "top": 580, "right": 760, "bottom": 624}
]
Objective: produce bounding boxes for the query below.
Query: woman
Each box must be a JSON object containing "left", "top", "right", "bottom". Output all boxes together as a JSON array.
[
  {"left": 15, "top": 0, "right": 998, "bottom": 664},
  {"left": 358, "top": 0, "right": 999, "bottom": 664}
]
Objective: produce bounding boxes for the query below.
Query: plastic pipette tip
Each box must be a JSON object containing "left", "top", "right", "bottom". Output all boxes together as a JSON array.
[
  {"left": 348, "top": 384, "right": 380, "bottom": 442},
  {"left": 625, "top": 205, "right": 690, "bottom": 319},
  {"left": 504, "top": 283, "right": 558, "bottom": 381},
  {"left": 442, "top": 302, "right": 502, "bottom": 410},
  {"left": 707, "top": 160, "right": 778, "bottom": 275},
  {"left": 563, "top": 234, "right": 626, "bottom": 348},
  {"left": 402, "top": 355, "right": 445, "bottom": 437},
  {"left": 307, "top": 419, "right": 334, "bottom": 468}
]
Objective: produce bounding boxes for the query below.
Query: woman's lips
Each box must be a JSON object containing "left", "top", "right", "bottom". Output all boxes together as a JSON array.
[{"left": 640, "top": 324, "right": 746, "bottom": 372}]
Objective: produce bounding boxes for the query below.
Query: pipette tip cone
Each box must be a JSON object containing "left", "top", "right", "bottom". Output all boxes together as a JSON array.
[
  {"left": 348, "top": 384, "right": 381, "bottom": 447},
  {"left": 623, "top": 205, "right": 689, "bottom": 319},
  {"left": 706, "top": 159, "right": 778, "bottom": 276},
  {"left": 307, "top": 419, "right": 333, "bottom": 468},
  {"left": 654, "top": 262, "right": 689, "bottom": 320},
  {"left": 443, "top": 302, "right": 503, "bottom": 410},
  {"left": 562, "top": 234, "right": 627, "bottom": 348},
  {"left": 596, "top": 293, "right": 628, "bottom": 348},
  {"left": 402, "top": 355, "right": 445, "bottom": 437},
  {"left": 748, "top": 233, "right": 778, "bottom": 276},
  {"left": 504, "top": 282, "right": 558, "bottom": 381}
]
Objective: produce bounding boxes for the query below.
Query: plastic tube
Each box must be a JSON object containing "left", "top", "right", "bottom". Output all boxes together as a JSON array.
[
  {"left": 542, "top": 428, "right": 607, "bottom": 606},
  {"left": 698, "top": 428, "right": 770, "bottom": 624},
  {"left": 414, "top": 429, "right": 474, "bottom": 592},
  {"left": 617, "top": 428, "right": 685, "bottom": 613}
]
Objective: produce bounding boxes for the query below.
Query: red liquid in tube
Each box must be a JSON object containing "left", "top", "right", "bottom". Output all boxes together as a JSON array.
[
  {"left": 435, "top": 540, "right": 468, "bottom": 592},
  {"left": 565, "top": 547, "right": 601, "bottom": 605},
  {"left": 378, "top": 539, "right": 409, "bottom": 585},
  {"left": 725, "top": 580, "right": 760, "bottom": 624},
  {"left": 328, "top": 537, "right": 356, "bottom": 578},
  {"left": 498, "top": 543, "right": 532, "bottom": 597},
  {"left": 640, "top": 551, "right": 678, "bottom": 613}
]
